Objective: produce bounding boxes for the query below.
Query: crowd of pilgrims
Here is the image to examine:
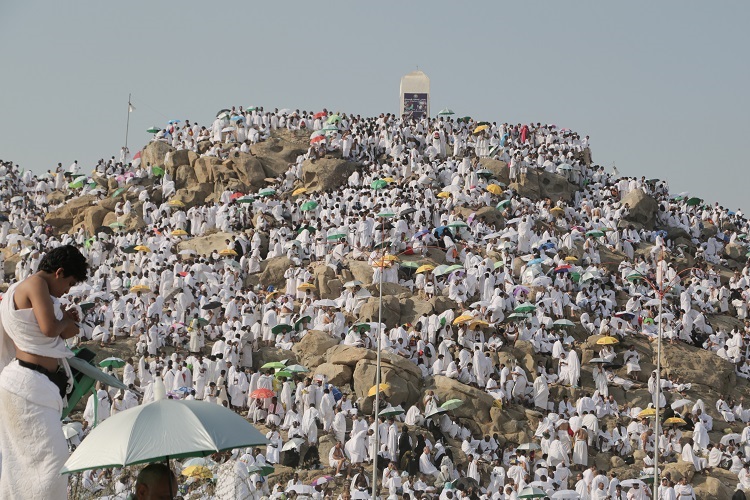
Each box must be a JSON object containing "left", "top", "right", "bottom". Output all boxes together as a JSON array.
[{"left": 2, "top": 104, "right": 750, "bottom": 499}]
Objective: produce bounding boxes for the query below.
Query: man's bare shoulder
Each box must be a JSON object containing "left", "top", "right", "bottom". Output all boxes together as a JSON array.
[{"left": 14, "top": 275, "right": 49, "bottom": 306}]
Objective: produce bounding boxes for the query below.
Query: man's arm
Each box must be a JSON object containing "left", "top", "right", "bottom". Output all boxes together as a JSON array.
[{"left": 25, "top": 277, "right": 78, "bottom": 339}]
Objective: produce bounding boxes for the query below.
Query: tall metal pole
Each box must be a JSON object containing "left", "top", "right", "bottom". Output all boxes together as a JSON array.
[
  {"left": 125, "top": 93, "right": 132, "bottom": 151},
  {"left": 372, "top": 218, "right": 385, "bottom": 500},
  {"left": 653, "top": 275, "right": 664, "bottom": 498}
]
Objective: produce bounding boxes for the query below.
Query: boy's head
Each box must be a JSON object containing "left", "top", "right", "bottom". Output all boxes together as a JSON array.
[{"left": 37, "top": 245, "right": 88, "bottom": 296}]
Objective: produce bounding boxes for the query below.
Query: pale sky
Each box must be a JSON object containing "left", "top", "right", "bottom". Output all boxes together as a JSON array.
[{"left": 1, "top": 1, "right": 748, "bottom": 210}]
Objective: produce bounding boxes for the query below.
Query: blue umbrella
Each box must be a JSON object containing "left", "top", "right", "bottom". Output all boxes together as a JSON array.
[
  {"left": 528, "top": 258, "right": 544, "bottom": 265},
  {"left": 168, "top": 119, "right": 181, "bottom": 125},
  {"left": 232, "top": 115, "right": 244, "bottom": 122},
  {"left": 539, "top": 242, "right": 556, "bottom": 250},
  {"left": 413, "top": 229, "right": 430, "bottom": 239},
  {"left": 331, "top": 386, "right": 343, "bottom": 402}
]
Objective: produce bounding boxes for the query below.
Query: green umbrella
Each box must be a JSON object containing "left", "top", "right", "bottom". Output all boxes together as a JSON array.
[
  {"left": 377, "top": 211, "right": 395, "bottom": 218},
  {"left": 437, "top": 108, "right": 455, "bottom": 116},
  {"left": 448, "top": 221, "right": 468, "bottom": 228},
  {"left": 553, "top": 319, "right": 575, "bottom": 328},
  {"left": 121, "top": 245, "right": 138, "bottom": 254},
  {"left": 626, "top": 272, "right": 646, "bottom": 282},
  {"left": 80, "top": 302, "right": 96, "bottom": 312},
  {"left": 686, "top": 197, "right": 702, "bottom": 206},
  {"left": 445, "top": 264, "right": 464, "bottom": 273},
  {"left": 514, "top": 302, "right": 536, "bottom": 313},
  {"left": 460, "top": 116, "right": 472, "bottom": 122},
  {"left": 476, "top": 169, "right": 494, "bottom": 178},
  {"left": 261, "top": 361, "right": 287, "bottom": 370},
  {"left": 327, "top": 233, "right": 347, "bottom": 241},
  {"left": 294, "top": 315, "right": 311, "bottom": 330},
  {"left": 326, "top": 115, "right": 341, "bottom": 124},
  {"left": 152, "top": 166, "right": 165, "bottom": 177},
  {"left": 111, "top": 187, "right": 126, "bottom": 198},
  {"left": 285, "top": 364, "right": 309, "bottom": 373},
  {"left": 246, "top": 464, "right": 275, "bottom": 476},
  {"left": 518, "top": 486, "right": 546, "bottom": 499},
  {"left": 352, "top": 323, "right": 371, "bottom": 333},
  {"left": 146, "top": 126, "right": 161, "bottom": 134},
  {"left": 300, "top": 201, "right": 318, "bottom": 212},
  {"left": 237, "top": 196, "right": 255, "bottom": 204},
  {"left": 570, "top": 271, "right": 581, "bottom": 283},
  {"left": 297, "top": 225, "right": 316, "bottom": 234},
  {"left": 195, "top": 318, "right": 209, "bottom": 326},
  {"left": 507, "top": 312, "right": 530, "bottom": 321},
  {"left": 373, "top": 240, "right": 392, "bottom": 250},
  {"left": 400, "top": 261, "right": 420, "bottom": 269},
  {"left": 378, "top": 405, "right": 405, "bottom": 418},
  {"left": 109, "top": 222, "right": 126, "bottom": 228},
  {"left": 271, "top": 324, "right": 293, "bottom": 335},
  {"left": 321, "top": 125, "right": 339, "bottom": 132},
  {"left": 258, "top": 188, "right": 276, "bottom": 197},
  {"left": 586, "top": 230, "right": 605, "bottom": 238},
  {"left": 371, "top": 179, "right": 387, "bottom": 190},
  {"left": 69, "top": 178, "right": 85, "bottom": 189},
  {"left": 496, "top": 199, "right": 511, "bottom": 209},
  {"left": 99, "top": 357, "right": 126, "bottom": 369},
  {"left": 274, "top": 370, "right": 293, "bottom": 379},
  {"left": 440, "top": 399, "right": 464, "bottom": 411}
]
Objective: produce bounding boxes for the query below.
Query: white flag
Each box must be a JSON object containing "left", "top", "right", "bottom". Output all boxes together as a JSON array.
[{"left": 128, "top": 103, "right": 135, "bottom": 112}]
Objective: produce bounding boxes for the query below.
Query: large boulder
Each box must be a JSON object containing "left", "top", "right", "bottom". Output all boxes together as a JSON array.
[
  {"left": 257, "top": 256, "right": 293, "bottom": 290},
  {"left": 357, "top": 295, "right": 401, "bottom": 328},
  {"left": 455, "top": 206, "right": 504, "bottom": 232},
  {"left": 725, "top": 242, "right": 747, "bottom": 262},
  {"left": 252, "top": 130, "right": 308, "bottom": 177},
  {"left": 174, "top": 183, "right": 213, "bottom": 208},
  {"left": 399, "top": 297, "right": 434, "bottom": 325},
  {"left": 426, "top": 375, "right": 496, "bottom": 428},
  {"left": 343, "top": 259, "right": 373, "bottom": 286},
  {"left": 174, "top": 164, "right": 199, "bottom": 190},
  {"left": 477, "top": 158, "right": 509, "bottom": 185},
  {"left": 141, "top": 141, "right": 174, "bottom": 169},
  {"left": 224, "top": 152, "right": 268, "bottom": 190},
  {"left": 512, "top": 170, "right": 577, "bottom": 203},
  {"left": 80, "top": 205, "right": 111, "bottom": 234},
  {"left": 45, "top": 195, "right": 98, "bottom": 228},
  {"left": 352, "top": 354, "right": 423, "bottom": 411},
  {"left": 621, "top": 189, "right": 659, "bottom": 229},
  {"left": 165, "top": 149, "right": 197, "bottom": 170},
  {"left": 292, "top": 330, "right": 339, "bottom": 369},
  {"left": 660, "top": 342, "right": 736, "bottom": 394},
  {"left": 177, "top": 231, "right": 234, "bottom": 257},
  {"left": 302, "top": 158, "right": 357, "bottom": 193},
  {"left": 313, "top": 362, "right": 353, "bottom": 387},
  {"left": 193, "top": 156, "right": 222, "bottom": 184},
  {"left": 313, "top": 264, "right": 343, "bottom": 300}
]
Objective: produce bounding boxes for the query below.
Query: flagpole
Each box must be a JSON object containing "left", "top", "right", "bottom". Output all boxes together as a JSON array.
[{"left": 125, "top": 93, "right": 132, "bottom": 151}]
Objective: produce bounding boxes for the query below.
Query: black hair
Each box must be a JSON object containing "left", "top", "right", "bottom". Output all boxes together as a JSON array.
[{"left": 37, "top": 245, "right": 88, "bottom": 283}]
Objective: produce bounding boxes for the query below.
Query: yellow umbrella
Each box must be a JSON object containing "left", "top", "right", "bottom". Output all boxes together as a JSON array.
[
  {"left": 437, "top": 191, "right": 451, "bottom": 199},
  {"left": 416, "top": 264, "right": 435, "bottom": 274},
  {"left": 486, "top": 184, "right": 503, "bottom": 195},
  {"left": 219, "top": 249, "right": 238, "bottom": 256},
  {"left": 368, "top": 383, "right": 390, "bottom": 397},
  {"left": 372, "top": 260, "right": 392, "bottom": 268},
  {"left": 550, "top": 207, "right": 565, "bottom": 216},
  {"left": 181, "top": 465, "right": 212, "bottom": 479},
  {"left": 130, "top": 284, "right": 151, "bottom": 293},
  {"left": 664, "top": 417, "right": 687, "bottom": 426},
  {"left": 297, "top": 283, "right": 317, "bottom": 291},
  {"left": 383, "top": 254, "right": 399, "bottom": 262},
  {"left": 473, "top": 124, "right": 489, "bottom": 134},
  {"left": 453, "top": 314, "right": 473, "bottom": 325},
  {"left": 638, "top": 408, "right": 656, "bottom": 418},
  {"left": 564, "top": 256, "right": 578, "bottom": 262},
  {"left": 134, "top": 245, "right": 151, "bottom": 253},
  {"left": 168, "top": 199, "right": 185, "bottom": 207},
  {"left": 469, "top": 320, "right": 490, "bottom": 329},
  {"left": 292, "top": 187, "right": 307, "bottom": 196},
  {"left": 172, "top": 229, "right": 188, "bottom": 236},
  {"left": 596, "top": 336, "right": 619, "bottom": 345},
  {"left": 383, "top": 177, "right": 396, "bottom": 183}
]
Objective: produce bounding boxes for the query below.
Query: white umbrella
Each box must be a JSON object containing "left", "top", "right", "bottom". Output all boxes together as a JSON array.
[
  {"left": 551, "top": 490, "right": 580, "bottom": 499},
  {"left": 620, "top": 479, "right": 646, "bottom": 489},
  {"left": 351, "top": 490, "right": 370, "bottom": 500},
  {"left": 644, "top": 298, "right": 664, "bottom": 307},
  {"left": 313, "top": 299, "right": 337, "bottom": 307},
  {"left": 425, "top": 407, "right": 449, "bottom": 418},
  {"left": 61, "top": 381, "right": 268, "bottom": 474},
  {"left": 670, "top": 399, "right": 692, "bottom": 410},
  {"left": 182, "top": 457, "right": 217, "bottom": 468},
  {"left": 721, "top": 433, "right": 742, "bottom": 445},
  {"left": 288, "top": 485, "right": 315, "bottom": 495},
  {"left": 282, "top": 437, "right": 306, "bottom": 451},
  {"left": 221, "top": 126, "right": 236, "bottom": 133},
  {"left": 62, "top": 422, "right": 83, "bottom": 440}
]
